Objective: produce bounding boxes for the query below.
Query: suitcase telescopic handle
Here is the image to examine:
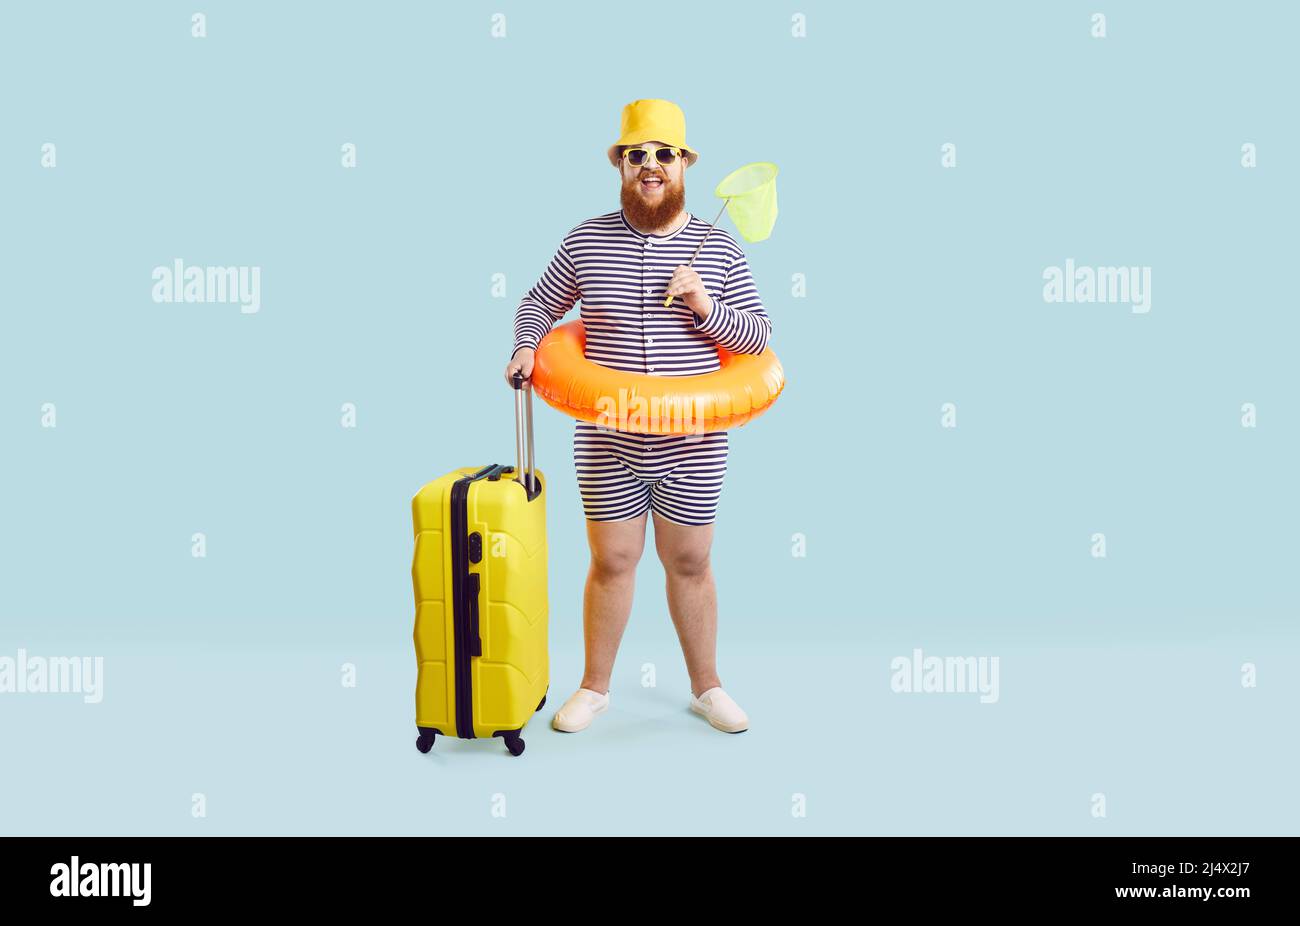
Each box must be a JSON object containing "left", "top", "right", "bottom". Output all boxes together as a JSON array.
[{"left": 511, "top": 372, "right": 536, "bottom": 494}]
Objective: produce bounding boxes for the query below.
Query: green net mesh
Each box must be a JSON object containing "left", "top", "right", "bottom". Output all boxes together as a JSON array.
[{"left": 715, "top": 162, "right": 778, "bottom": 243}]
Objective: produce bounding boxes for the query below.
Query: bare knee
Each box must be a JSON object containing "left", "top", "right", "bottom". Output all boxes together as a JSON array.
[
  {"left": 588, "top": 526, "right": 645, "bottom": 579},
  {"left": 656, "top": 542, "right": 711, "bottom": 579},
  {"left": 591, "top": 544, "right": 643, "bottom": 579}
]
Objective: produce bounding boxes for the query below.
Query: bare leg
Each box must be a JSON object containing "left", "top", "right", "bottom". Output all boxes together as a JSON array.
[
  {"left": 652, "top": 512, "right": 722, "bottom": 698},
  {"left": 578, "top": 513, "right": 648, "bottom": 695}
]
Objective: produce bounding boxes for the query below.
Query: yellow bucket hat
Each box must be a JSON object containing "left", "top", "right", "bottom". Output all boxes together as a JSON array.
[{"left": 606, "top": 99, "right": 699, "bottom": 168}]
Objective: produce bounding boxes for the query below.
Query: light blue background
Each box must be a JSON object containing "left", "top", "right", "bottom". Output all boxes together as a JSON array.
[{"left": 1, "top": 1, "right": 1296, "bottom": 835}]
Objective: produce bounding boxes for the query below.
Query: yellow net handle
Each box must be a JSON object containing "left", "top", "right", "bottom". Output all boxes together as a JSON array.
[{"left": 661, "top": 200, "right": 728, "bottom": 308}]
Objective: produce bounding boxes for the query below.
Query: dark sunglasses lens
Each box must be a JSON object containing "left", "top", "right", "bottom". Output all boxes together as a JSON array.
[
  {"left": 626, "top": 148, "right": 648, "bottom": 166},
  {"left": 655, "top": 148, "right": 678, "bottom": 165}
]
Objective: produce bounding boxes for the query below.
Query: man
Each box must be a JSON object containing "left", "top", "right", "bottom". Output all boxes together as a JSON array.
[{"left": 502, "top": 99, "right": 772, "bottom": 735}]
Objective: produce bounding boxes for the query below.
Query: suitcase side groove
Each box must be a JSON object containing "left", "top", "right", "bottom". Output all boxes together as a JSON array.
[{"left": 450, "top": 464, "right": 509, "bottom": 738}]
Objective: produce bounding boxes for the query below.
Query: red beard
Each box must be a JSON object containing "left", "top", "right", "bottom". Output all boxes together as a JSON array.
[{"left": 620, "top": 172, "right": 686, "bottom": 230}]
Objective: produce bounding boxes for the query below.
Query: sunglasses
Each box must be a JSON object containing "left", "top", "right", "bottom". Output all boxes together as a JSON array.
[{"left": 621, "top": 145, "right": 684, "bottom": 167}]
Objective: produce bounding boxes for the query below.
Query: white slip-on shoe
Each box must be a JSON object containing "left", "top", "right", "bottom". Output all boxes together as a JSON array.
[
  {"left": 689, "top": 687, "right": 749, "bottom": 733},
  {"left": 551, "top": 687, "right": 610, "bottom": 733}
]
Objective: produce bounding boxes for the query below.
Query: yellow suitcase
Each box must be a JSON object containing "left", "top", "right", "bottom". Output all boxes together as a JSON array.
[{"left": 411, "top": 375, "right": 548, "bottom": 756}]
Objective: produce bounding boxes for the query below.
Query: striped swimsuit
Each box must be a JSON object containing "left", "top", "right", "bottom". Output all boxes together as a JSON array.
[{"left": 513, "top": 209, "right": 772, "bottom": 525}]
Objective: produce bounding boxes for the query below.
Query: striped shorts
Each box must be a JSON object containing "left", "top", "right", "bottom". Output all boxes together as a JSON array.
[{"left": 573, "top": 420, "right": 729, "bottom": 526}]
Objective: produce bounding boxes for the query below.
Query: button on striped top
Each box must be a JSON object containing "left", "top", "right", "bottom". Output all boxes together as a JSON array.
[{"left": 513, "top": 209, "right": 772, "bottom": 376}]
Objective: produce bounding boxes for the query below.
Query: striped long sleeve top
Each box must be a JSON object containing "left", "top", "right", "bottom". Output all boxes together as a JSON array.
[{"left": 513, "top": 209, "right": 772, "bottom": 376}]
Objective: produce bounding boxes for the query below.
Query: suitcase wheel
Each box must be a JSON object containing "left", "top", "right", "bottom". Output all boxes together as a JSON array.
[
  {"left": 415, "top": 729, "right": 437, "bottom": 753},
  {"left": 504, "top": 733, "right": 525, "bottom": 757}
]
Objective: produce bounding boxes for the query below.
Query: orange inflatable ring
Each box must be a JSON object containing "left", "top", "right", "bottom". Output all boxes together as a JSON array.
[{"left": 530, "top": 320, "right": 785, "bottom": 435}]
